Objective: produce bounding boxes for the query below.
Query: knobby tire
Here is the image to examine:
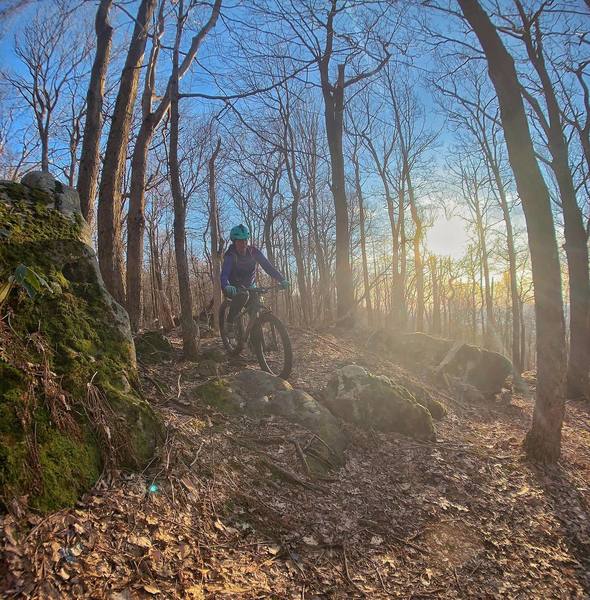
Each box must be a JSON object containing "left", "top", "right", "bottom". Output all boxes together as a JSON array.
[{"left": 253, "top": 312, "right": 293, "bottom": 380}]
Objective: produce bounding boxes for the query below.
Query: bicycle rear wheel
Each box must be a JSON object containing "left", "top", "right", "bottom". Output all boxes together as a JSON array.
[
  {"left": 219, "top": 299, "right": 244, "bottom": 355},
  {"left": 253, "top": 313, "right": 293, "bottom": 379}
]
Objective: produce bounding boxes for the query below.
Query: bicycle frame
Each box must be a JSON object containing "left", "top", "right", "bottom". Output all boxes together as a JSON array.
[
  {"left": 220, "top": 285, "right": 292, "bottom": 378},
  {"left": 233, "top": 288, "right": 274, "bottom": 343}
]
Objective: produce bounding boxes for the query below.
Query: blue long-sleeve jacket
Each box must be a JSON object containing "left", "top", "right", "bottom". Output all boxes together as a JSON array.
[{"left": 220, "top": 244, "right": 284, "bottom": 289}]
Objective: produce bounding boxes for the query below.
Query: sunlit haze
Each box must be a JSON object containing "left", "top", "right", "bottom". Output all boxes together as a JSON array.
[{"left": 426, "top": 214, "right": 470, "bottom": 259}]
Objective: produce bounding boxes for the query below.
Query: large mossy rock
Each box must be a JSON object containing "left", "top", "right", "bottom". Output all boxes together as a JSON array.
[
  {"left": 322, "top": 365, "right": 436, "bottom": 441},
  {"left": 134, "top": 330, "right": 173, "bottom": 364},
  {"left": 197, "top": 369, "right": 348, "bottom": 466},
  {"left": 0, "top": 174, "right": 162, "bottom": 512},
  {"left": 375, "top": 332, "right": 513, "bottom": 396}
]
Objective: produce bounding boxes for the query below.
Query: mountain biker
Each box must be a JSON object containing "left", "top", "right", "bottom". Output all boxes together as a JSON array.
[{"left": 221, "top": 224, "right": 289, "bottom": 337}]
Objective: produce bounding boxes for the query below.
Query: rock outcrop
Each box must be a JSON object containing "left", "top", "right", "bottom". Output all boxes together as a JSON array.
[
  {"left": 373, "top": 332, "right": 513, "bottom": 396},
  {"left": 194, "top": 364, "right": 442, "bottom": 464},
  {"left": 322, "top": 365, "right": 438, "bottom": 440},
  {"left": 0, "top": 173, "right": 162, "bottom": 512},
  {"left": 135, "top": 330, "right": 173, "bottom": 364},
  {"left": 195, "top": 369, "right": 347, "bottom": 468}
]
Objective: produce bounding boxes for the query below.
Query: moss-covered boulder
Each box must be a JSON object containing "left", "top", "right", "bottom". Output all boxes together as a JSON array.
[
  {"left": 198, "top": 369, "right": 348, "bottom": 468},
  {"left": 194, "top": 378, "right": 240, "bottom": 413},
  {"left": 322, "top": 365, "right": 436, "bottom": 440},
  {"left": 390, "top": 376, "right": 447, "bottom": 421},
  {"left": 134, "top": 330, "right": 173, "bottom": 363},
  {"left": 373, "top": 331, "right": 512, "bottom": 396},
  {"left": 0, "top": 174, "right": 162, "bottom": 512}
]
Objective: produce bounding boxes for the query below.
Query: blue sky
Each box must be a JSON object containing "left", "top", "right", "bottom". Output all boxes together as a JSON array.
[{"left": 3, "top": 0, "right": 577, "bottom": 266}]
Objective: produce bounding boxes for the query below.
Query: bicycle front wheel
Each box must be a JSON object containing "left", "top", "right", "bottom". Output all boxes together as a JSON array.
[
  {"left": 253, "top": 313, "right": 293, "bottom": 379},
  {"left": 219, "top": 299, "right": 244, "bottom": 355}
]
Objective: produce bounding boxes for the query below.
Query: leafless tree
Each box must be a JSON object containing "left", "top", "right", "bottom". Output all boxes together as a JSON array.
[
  {"left": 510, "top": 0, "right": 590, "bottom": 401},
  {"left": 3, "top": 3, "right": 91, "bottom": 173},
  {"left": 208, "top": 137, "right": 223, "bottom": 332},
  {"left": 77, "top": 0, "right": 114, "bottom": 225},
  {"left": 97, "top": 0, "right": 158, "bottom": 305},
  {"left": 457, "top": 0, "right": 567, "bottom": 463},
  {"left": 126, "top": 0, "right": 222, "bottom": 330}
]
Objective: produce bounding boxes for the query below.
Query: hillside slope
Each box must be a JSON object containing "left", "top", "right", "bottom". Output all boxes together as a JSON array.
[{"left": 1, "top": 328, "right": 589, "bottom": 598}]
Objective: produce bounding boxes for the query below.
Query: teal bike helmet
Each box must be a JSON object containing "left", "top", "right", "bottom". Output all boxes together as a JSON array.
[{"left": 230, "top": 224, "right": 250, "bottom": 241}]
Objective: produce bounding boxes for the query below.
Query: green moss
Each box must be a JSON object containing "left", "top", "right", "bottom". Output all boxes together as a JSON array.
[
  {"left": 0, "top": 439, "right": 31, "bottom": 502},
  {"left": 0, "top": 364, "right": 25, "bottom": 435},
  {"left": 100, "top": 382, "right": 160, "bottom": 464},
  {"left": 199, "top": 348, "right": 225, "bottom": 363},
  {"left": 135, "top": 331, "right": 172, "bottom": 363},
  {"left": 33, "top": 430, "right": 100, "bottom": 512},
  {"left": 0, "top": 189, "right": 162, "bottom": 512},
  {"left": 0, "top": 194, "right": 80, "bottom": 250},
  {"left": 197, "top": 379, "right": 236, "bottom": 412}
]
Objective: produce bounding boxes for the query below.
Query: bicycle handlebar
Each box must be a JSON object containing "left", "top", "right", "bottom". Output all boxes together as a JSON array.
[{"left": 238, "top": 285, "right": 283, "bottom": 294}]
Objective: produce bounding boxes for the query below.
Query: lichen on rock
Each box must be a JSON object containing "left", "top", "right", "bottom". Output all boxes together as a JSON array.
[
  {"left": 322, "top": 365, "right": 437, "bottom": 441},
  {"left": 372, "top": 331, "right": 513, "bottom": 396},
  {"left": 134, "top": 330, "right": 173, "bottom": 364},
  {"left": 0, "top": 173, "right": 162, "bottom": 513},
  {"left": 199, "top": 369, "right": 348, "bottom": 469}
]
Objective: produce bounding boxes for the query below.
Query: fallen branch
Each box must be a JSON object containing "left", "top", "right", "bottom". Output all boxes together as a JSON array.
[
  {"left": 342, "top": 543, "right": 364, "bottom": 595},
  {"left": 391, "top": 534, "right": 427, "bottom": 553},
  {"left": 143, "top": 373, "right": 167, "bottom": 397},
  {"left": 258, "top": 456, "right": 321, "bottom": 491},
  {"left": 305, "top": 447, "right": 337, "bottom": 470},
  {"left": 292, "top": 440, "right": 311, "bottom": 476},
  {"left": 231, "top": 437, "right": 322, "bottom": 491}
]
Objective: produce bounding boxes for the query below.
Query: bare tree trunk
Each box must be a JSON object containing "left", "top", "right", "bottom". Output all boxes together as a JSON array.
[
  {"left": 321, "top": 63, "right": 355, "bottom": 323},
  {"left": 520, "top": 298, "right": 527, "bottom": 371},
  {"left": 77, "top": 0, "right": 113, "bottom": 226},
  {"left": 407, "top": 171, "right": 424, "bottom": 332},
  {"left": 290, "top": 199, "right": 310, "bottom": 325},
  {"left": 390, "top": 87, "right": 423, "bottom": 332},
  {"left": 309, "top": 158, "right": 331, "bottom": 322},
  {"left": 169, "top": 2, "right": 198, "bottom": 358},
  {"left": 516, "top": 4, "right": 590, "bottom": 400},
  {"left": 559, "top": 162, "right": 590, "bottom": 401},
  {"left": 126, "top": 0, "right": 221, "bottom": 331},
  {"left": 67, "top": 111, "right": 82, "bottom": 187},
  {"left": 490, "top": 162, "right": 522, "bottom": 376},
  {"left": 208, "top": 138, "right": 223, "bottom": 333},
  {"left": 40, "top": 124, "right": 49, "bottom": 173},
  {"left": 279, "top": 89, "right": 311, "bottom": 325},
  {"left": 148, "top": 223, "right": 174, "bottom": 331},
  {"left": 316, "top": 6, "right": 357, "bottom": 321},
  {"left": 352, "top": 152, "right": 373, "bottom": 325},
  {"left": 126, "top": 1, "right": 165, "bottom": 331},
  {"left": 97, "top": 0, "right": 156, "bottom": 304},
  {"left": 458, "top": 0, "right": 566, "bottom": 462},
  {"left": 359, "top": 131, "right": 401, "bottom": 328},
  {"left": 430, "top": 256, "right": 441, "bottom": 335},
  {"left": 472, "top": 191, "right": 497, "bottom": 349},
  {"left": 398, "top": 190, "right": 408, "bottom": 329}
]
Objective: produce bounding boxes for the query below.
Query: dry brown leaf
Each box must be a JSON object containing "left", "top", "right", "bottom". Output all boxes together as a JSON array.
[
  {"left": 73, "top": 523, "right": 85, "bottom": 534},
  {"left": 184, "top": 586, "right": 205, "bottom": 599},
  {"left": 143, "top": 584, "right": 161, "bottom": 594},
  {"left": 129, "top": 535, "right": 152, "bottom": 549}
]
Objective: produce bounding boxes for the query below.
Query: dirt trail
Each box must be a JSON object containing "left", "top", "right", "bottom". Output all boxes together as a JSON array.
[{"left": 2, "top": 328, "right": 590, "bottom": 598}]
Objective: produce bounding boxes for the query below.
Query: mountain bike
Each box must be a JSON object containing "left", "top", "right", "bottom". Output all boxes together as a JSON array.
[{"left": 219, "top": 286, "right": 293, "bottom": 379}]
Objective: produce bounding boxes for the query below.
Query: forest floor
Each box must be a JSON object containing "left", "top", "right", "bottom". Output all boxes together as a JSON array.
[{"left": 2, "top": 327, "right": 590, "bottom": 599}]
